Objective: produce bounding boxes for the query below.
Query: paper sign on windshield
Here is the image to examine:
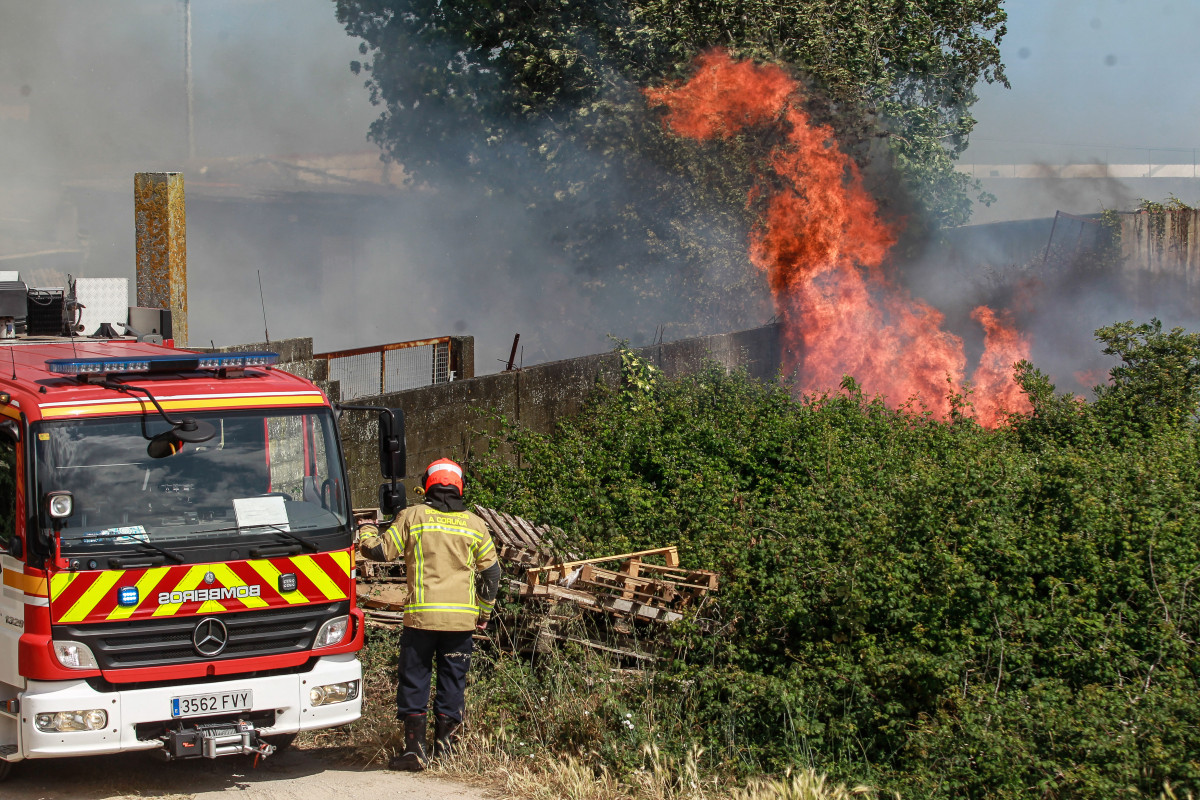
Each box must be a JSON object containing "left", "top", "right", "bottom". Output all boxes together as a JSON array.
[{"left": 232, "top": 496, "right": 290, "bottom": 530}]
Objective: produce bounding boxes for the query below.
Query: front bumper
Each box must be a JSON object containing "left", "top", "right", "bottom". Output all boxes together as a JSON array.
[{"left": 18, "top": 653, "right": 361, "bottom": 760}]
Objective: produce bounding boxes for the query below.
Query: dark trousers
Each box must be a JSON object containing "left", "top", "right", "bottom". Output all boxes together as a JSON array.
[{"left": 396, "top": 627, "right": 474, "bottom": 722}]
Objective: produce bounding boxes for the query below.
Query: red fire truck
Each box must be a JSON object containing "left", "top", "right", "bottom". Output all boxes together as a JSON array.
[{"left": 0, "top": 333, "right": 398, "bottom": 777}]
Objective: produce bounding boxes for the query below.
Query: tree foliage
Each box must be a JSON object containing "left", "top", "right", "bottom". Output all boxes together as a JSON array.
[
  {"left": 335, "top": 1, "right": 1008, "bottom": 332},
  {"left": 1094, "top": 318, "right": 1200, "bottom": 430},
  {"left": 336, "top": 1, "right": 1005, "bottom": 213},
  {"left": 465, "top": 327, "right": 1200, "bottom": 799}
]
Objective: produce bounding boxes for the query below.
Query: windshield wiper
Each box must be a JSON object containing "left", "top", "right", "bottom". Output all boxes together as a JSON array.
[
  {"left": 104, "top": 523, "right": 327, "bottom": 559},
  {"left": 108, "top": 539, "right": 187, "bottom": 569},
  {"left": 251, "top": 524, "right": 320, "bottom": 556}
]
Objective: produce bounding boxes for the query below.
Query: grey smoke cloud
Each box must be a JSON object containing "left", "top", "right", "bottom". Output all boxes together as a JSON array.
[
  {"left": 2, "top": 0, "right": 1194, "bottom": 395},
  {"left": 0, "top": 0, "right": 765, "bottom": 372}
]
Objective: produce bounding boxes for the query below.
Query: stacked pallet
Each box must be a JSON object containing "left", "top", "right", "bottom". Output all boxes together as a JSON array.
[
  {"left": 523, "top": 546, "right": 719, "bottom": 624},
  {"left": 354, "top": 506, "right": 720, "bottom": 652},
  {"left": 472, "top": 505, "right": 561, "bottom": 568},
  {"left": 353, "top": 508, "right": 407, "bottom": 625}
]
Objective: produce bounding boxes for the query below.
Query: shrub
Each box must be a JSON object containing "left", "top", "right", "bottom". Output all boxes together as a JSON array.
[{"left": 461, "top": 331, "right": 1200, "bottom": 799}]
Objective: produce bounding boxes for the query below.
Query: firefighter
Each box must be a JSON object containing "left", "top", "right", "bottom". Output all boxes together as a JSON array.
[{"left": 358, "top": 457, "right": 501, "bottom": 771}]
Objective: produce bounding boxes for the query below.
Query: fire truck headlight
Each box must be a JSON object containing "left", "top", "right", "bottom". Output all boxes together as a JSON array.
[
  {"left": 314, "top": 615, "right": 350, "bottom": 648},
  {"left": 34, "top": 709, "right": 108, "bottom": 732},
  {"left": 309, "top": 680, "right": 359, "bottom": 707},
  {"left": 51, "top": 640, "right": 99, "bottom": 670}
]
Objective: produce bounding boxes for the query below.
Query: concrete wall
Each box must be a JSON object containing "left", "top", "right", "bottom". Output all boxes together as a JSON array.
[
  {"left": 203, "top": 337, "right": 336, "bottom": 398},
  {"left": 1109, "top": 209, "right": 1200, "bottom": 315},
  {"left": 1121, "top": 209, "right": 1200, "bottom": 284},
  {"left": 340, "top": 324, "right": 782, "bottom": 507}
]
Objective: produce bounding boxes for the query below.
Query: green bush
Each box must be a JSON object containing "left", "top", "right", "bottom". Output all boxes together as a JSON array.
[{"left": 464, "top": 327, "right": 1200, "bottom": 799}]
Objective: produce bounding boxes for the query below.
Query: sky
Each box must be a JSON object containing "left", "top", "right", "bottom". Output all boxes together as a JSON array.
[
  {"left": 963, "top": 0, "right": 1200, "bottom": 167},
  {"left": 0, "top": 0, "right": 1196, "bottom": 369},
  {"left": 0, "top": 0, "right": 377, "bottom": 167}
]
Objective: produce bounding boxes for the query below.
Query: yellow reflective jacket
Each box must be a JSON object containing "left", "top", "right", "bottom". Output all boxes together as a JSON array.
[{"left": 362, "top": 503, "right": 497, "bottom": 631}]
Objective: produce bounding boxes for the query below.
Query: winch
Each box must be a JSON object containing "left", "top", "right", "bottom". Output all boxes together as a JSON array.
[{"left": 161, "top": 720, "right": 276, "bottom": 760}]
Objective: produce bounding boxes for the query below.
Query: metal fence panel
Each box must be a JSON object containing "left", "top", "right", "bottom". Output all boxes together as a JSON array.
[{"left": 317, "top": 338, "right": 452, "bottom": 400}]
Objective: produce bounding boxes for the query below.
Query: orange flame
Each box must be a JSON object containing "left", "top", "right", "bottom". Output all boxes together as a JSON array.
[{"left": 645, "top": 50, "right": 1031, "bottom": 426}]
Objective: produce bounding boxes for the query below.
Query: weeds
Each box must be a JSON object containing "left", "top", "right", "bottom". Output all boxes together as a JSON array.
[{"left": 331, "top": 620, "right": 868, "bottom": 800}]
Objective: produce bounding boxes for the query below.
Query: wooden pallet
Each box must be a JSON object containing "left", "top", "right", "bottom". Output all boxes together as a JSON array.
[
  {"left": 523, "top": 546, "right": 718, "bottom": 623},
  {"left": 473, "top": 505, "right": 563, "bottom": 568},
  {"left": 354, "top": 508, "right": 719, "bottom": 641}
]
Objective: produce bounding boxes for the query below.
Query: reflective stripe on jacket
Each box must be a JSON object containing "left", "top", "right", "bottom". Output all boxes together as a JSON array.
[{"left": 375, "top": 503, "right": 497, "bottom": 631}]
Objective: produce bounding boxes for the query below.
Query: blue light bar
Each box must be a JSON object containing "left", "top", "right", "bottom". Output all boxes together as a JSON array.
[{"left": 47, "top": 351, "right": 279, "bottom": 376}]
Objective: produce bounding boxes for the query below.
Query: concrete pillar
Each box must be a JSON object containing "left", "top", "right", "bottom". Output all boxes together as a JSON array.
[
  {"left": 450, "top": 336, "right": 474, "bottom": 380},
  {"left": 134, "top": 172, "right": 187, "bottom": 346}
]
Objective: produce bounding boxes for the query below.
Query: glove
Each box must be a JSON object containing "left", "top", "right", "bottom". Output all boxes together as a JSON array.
[
  {"left": 357, "top": 524, "right": 381, "bottom": 558},
  {"left": 476, "top": 611, "right": 491, "bottom": 631}
]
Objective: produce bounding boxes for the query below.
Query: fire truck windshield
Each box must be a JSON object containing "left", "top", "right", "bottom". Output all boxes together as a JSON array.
[{"left": 33, "top": 408, "right": 349, "bottom": 554}]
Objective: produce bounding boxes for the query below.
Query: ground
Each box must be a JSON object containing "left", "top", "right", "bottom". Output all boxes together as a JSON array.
[{"left": 1, "top": 745, "right": 493, "bottom": 800}]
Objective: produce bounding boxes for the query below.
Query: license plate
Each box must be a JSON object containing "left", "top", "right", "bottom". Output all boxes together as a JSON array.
[{"left": 170, "top": 690, "right": 253, "bottom": 718}]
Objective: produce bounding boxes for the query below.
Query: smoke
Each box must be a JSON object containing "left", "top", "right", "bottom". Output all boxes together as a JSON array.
[
  {"left": 2, "top": 0, "right": 1195, "bottom": 399},
  {"left": 0, "top": 0, "right": 765, "bottom": 370}
]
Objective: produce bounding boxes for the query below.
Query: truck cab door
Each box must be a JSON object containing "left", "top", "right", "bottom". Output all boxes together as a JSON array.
[{"left": 0, "top": 426, "right": 26, "bottom": 687}]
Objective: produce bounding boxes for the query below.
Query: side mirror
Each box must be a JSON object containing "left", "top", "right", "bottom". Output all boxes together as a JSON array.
[
  {"left": 44, "top": 492, "right": 72, "bottom": 569},
  {"left": 379, "top": 482, "right": 407, "bottom": 517},
  {"left": 378, "top": 409, "right": 406, "bottom": 480}
]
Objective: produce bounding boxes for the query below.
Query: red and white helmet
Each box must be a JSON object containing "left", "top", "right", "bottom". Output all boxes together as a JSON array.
[{"left": 424, "top": 458, "right": 464, "bottom": 494}]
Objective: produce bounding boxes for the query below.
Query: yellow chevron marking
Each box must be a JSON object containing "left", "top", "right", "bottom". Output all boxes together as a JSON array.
[
  {"left": 59, "top": 571, "right": 123, "bottom": 623},
  {"left": 49, "top": 571, "right": 79, "bottom": 599},
  {"left": 247, "top": 560, "right": 308, "bottom": 605},
  {"left": 329, "top": 550, "right": 352, "bottom": 577},
  {"left": 152, "top": 565, "right": 210, "bottom": 617},
  {"left": 198, "top": 598, "right": 227, "bottom": 614},
  {"left": 107, "top": 567, "right": 171, "bottom": 621},
  {"left": 292, "top": 555, "right": 345, "bottom": 600},
  {"left": 209, "top": 563, "right": 269, "bottom": 610}
]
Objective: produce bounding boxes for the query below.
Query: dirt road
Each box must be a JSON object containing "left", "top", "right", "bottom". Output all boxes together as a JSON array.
[{"left": 1, "top": 745, "right": 494, "bottom": 800}]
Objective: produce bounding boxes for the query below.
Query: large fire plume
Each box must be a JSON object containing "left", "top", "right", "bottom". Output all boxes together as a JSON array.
[{"left": 645, "top": 51, "right": 1031, "bottom": 426}]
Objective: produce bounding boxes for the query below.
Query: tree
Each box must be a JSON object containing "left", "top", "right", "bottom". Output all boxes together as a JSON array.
[
  {"left": 337, "top": 0, "right": 1005, "bottom": 221},
  {"left": 335, "top": 1, "right": 1007, "bottom": 343}
]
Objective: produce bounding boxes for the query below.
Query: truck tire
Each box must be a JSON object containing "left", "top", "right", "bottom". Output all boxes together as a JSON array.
[
  {"left": 0, "top": 758, "right": 14, "bottom": 781},
  {"left": 264, "top": 732, "right": 297, "bottom": 753}
]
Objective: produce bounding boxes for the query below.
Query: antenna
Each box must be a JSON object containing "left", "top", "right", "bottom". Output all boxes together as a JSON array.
[
  {"left": 66, "top": 274, "right": 80, "bottom": 360},
  {"left": 257, "top": 270, "right": 270, "bottom": 346}
]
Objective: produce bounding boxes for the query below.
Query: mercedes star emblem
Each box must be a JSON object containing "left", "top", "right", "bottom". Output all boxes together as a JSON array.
[
  {"left": 192, "top": 617, "right": 229, "bottom": 657},
  {"left": 204, "top": 571, "right": 216, "bottom": 585}
]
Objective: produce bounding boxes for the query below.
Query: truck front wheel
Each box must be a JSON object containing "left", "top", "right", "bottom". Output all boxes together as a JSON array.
[{"left": 264, "top": 732, "right": 297, "bottom": 753}]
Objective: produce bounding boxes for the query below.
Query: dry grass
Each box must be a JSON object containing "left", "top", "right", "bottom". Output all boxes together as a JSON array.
[
  {"left": 324, "top": 626, "right": 875, "bottom": 800},
  {"left": 428, "top": 729, "right": 874, "bottom": 800}
]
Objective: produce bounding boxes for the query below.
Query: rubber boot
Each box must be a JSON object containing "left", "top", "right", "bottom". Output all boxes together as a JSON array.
[
  {"left": 389, "top": 713, "right": 428, "bottom": 771},
  {"left": 433, "top": 714, "right": 461, "bottom": 759}
]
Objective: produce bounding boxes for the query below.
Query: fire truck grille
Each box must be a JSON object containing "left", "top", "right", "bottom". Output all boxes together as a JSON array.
[{"left": 52, "top": 603, "right": 347, "bottom": 670}]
